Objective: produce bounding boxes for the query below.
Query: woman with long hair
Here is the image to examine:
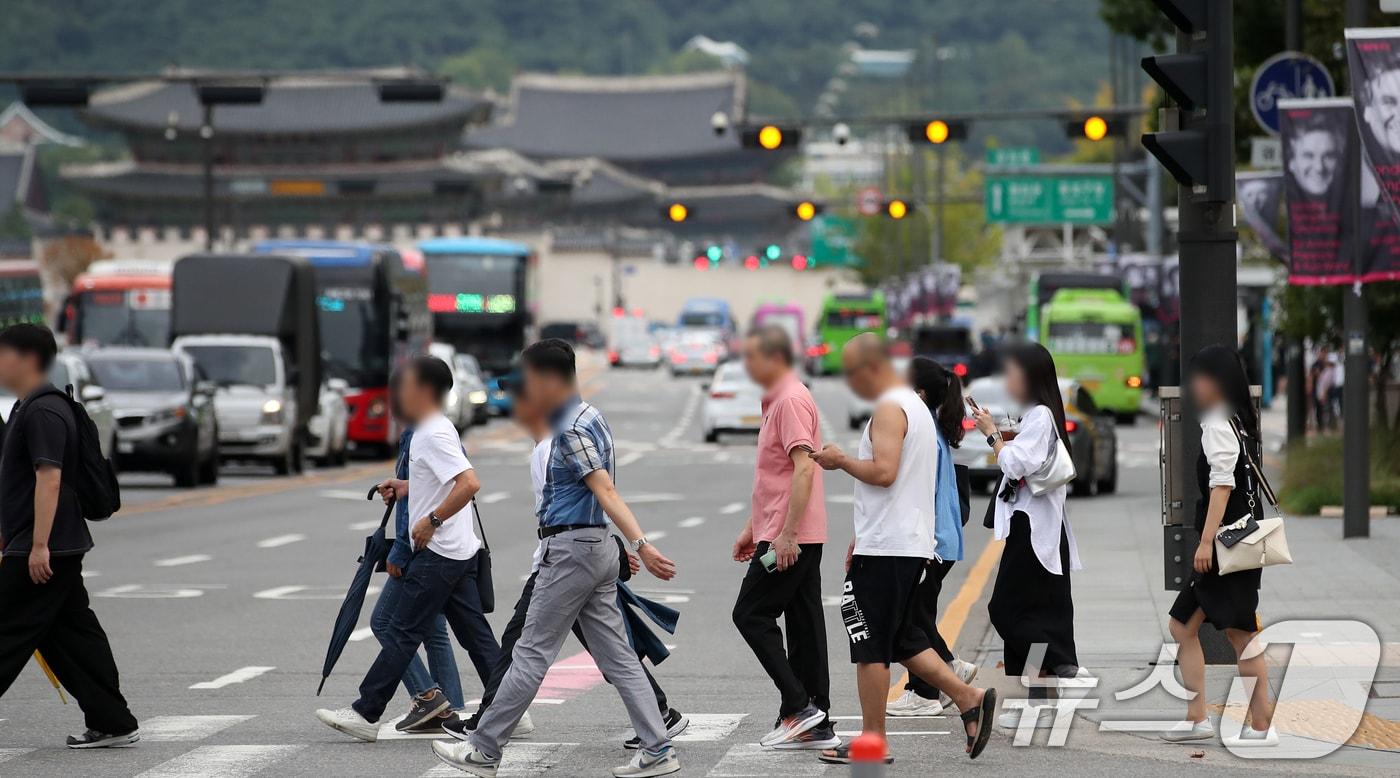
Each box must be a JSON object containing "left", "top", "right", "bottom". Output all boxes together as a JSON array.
[
  {"left": 970, "top": 342, "right": 1084, "bottom": 728},
  {"left": 1161, "top": 344, "right": 1275, "bottom": 746},
  {"left": 886, "top": 357, "right": 980, "bottom": 716}
]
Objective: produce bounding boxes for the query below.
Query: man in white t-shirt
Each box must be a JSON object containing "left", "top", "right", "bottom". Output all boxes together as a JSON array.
[
  {"left": 317, "top": 356, "right": 501, "bottom": 742},
  {"left": 809, "top": 334, "right": 995, "bottom": 764}
]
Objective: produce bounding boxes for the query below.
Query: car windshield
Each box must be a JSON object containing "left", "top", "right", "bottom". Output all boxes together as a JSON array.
[
  {"left": 1046, "top": 321, "right": 1137, "bottom": 355},
  {"left": 76, "top": 290, "right": 170, "bottom": 348},
  {"left": 89, "top": 357, "right": 185, "bottom": 392},
  {"left": 181, "top": 345, "right": 277, "bottom": 387},
  {"left": 679, "top": 310, "right": 727, "bottom": 328}
]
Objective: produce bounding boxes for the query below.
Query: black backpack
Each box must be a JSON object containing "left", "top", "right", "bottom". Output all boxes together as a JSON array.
[{"left": 31, "top": 385, "right": 121, "bottom": 521}]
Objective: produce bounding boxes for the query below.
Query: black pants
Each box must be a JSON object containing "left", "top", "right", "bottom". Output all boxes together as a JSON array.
[
  {"left": 906, "top": 559, "right": 957, "bottom": 698},
  {"left": 731, "top": 541, "right": 829, "bottom": 718},
  {"left": 988, "top": 512, "right": 1078, "bottom": 678},
  {"left": 475, "top": 569, "right": 668, "bottom": 716},
  {"left": 0, "top": 554, "right": 137, "bottom": 735},
  {"left": 353, "top": 549, "right": 500, "bottom": 722}
]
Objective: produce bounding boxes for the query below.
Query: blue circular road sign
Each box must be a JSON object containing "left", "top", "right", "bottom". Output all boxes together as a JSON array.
[{"left": 1251, "top": 51, "right": 1336, "bottom": 136}]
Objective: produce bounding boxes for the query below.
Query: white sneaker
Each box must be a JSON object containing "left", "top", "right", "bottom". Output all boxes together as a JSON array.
[
  {"left": 939, "top": 659, "right": 979, "bottom": 709},
  {"left": 887, "top": 689, "right": 945, "bottom": 717},
  {"left": 1222, "top": 725, "right": 1278, "bottom": 748},
  {"left": 1056, "top": 667, "right": 1095, "bottom": 701},
  {"left": 315, "top": 707, "right": 379, "bottom": 742},
  {"left": 1159, "top": 719, "right": 1215, "bottom": 743},
  {"left": 511, "top": 711, "right": 535, "bottom": 739},
  {"left": 432, "top": 740, "right": 499, "bottom": 777},
  {"left": 996, "top": 702, "right": 1054, "bottom": 730},
  {"left": 613, "top": 745, "right": 681, "bottom": 777}
]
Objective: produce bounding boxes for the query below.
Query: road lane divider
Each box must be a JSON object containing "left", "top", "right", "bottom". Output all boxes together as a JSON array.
[
  {"left": 719, "top": 502, "right": 745, "bottom": 514},
  {"left": 120, "top": 460, "right": 392, "bottom": 519},
  {"left": 679, "top": 516, "right": 706, "bottom": 528},
  {"left": 154, "top": 554, "right": 212, "bottom": 567},
  {"left": 188, "top": 666, "right": 275, "bottom": 690},
  {"left": 256, "top": 533, "right": 305, "bottom": 549},
  {"left": 477, "top": 491, "right": 511, "bottom": 504}
]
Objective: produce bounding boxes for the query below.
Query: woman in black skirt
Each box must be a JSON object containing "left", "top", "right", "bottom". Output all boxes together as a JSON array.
[
  {"left": 971, "top": 343, "right": 1084, "bottom": 729},
  {"left": 1162, "top": 345, "right": 1276, "bottom": 746}
]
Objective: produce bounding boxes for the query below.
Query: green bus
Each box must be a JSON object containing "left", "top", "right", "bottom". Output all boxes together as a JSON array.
[
  {"left": 809, "top": 291, "right": 885, "bottom": 375},
  {"left": 1027, "top": 271, "right": 1126, "bottom": 342},
  {"left": 1041, "top": 288, "right": 1144, "bottom": 422}
]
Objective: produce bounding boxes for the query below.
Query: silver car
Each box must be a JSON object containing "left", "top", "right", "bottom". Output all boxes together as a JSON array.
[{"left": 0, "top": 351, "right": 118, "bottom": 459}]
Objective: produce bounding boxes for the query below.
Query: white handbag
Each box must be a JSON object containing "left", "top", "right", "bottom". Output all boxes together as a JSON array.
[
  {"left": 1025, "top": 435, "right": 1076, "bottom": 496},
  {"left": 1213, "top": 419, "right": 1293, "bottom": 575}
]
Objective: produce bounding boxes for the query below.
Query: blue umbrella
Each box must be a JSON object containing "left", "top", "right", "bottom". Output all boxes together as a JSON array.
[
  {"left": 316, "top": 485, "right": 394, "bottom": 695},
  {"left": 617, "top": 582, "right": 679, "bottom": 667}
]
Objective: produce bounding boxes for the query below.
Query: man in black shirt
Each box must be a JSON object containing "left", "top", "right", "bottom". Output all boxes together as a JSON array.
[{"left": 0, "top": 324, "right": 138, "bottom": 748}]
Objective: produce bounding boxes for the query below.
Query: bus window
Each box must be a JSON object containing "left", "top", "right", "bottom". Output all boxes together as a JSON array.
[
  {"left": 1046, "top": 322, "right": 1137, "bottom": 355},
  {"left": 77, "top": 290, "right": 171, "bottom": 347},
  {"left": 825, "top": 310, "right": 882, "bottom": 329}
]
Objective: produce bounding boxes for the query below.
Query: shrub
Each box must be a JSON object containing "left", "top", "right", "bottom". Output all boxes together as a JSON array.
[{"left": 1280, "top": 427, "right": 1400, "bottom": 515}]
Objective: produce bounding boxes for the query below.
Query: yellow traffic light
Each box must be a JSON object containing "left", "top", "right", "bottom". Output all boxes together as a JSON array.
[
  {"left": 925, "top": 120, "right": 950, "bottom": 144},
  {"left": 1082, "top": 115, "right": 1109, "bottom": 141},
  {"left": 886, "top": 199, "right": 909, "bottom": 220},
  {"left": 666, "top": 202, "right": 689, "bottom": 223},
  {"left": 757, "top": 125, "right": 784, "bottom": 150},
  {"left": 795, "top": 201, "right": 817, "bottom": 221}
]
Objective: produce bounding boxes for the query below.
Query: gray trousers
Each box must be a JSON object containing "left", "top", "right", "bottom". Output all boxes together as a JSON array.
[{"left": 469, "top": 526, "right": 670, "bottom": 758}]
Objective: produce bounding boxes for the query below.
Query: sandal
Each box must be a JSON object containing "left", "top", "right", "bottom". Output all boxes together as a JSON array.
[
  {"left": 816, "top": 741, "right": 894, "bottom": 765},
  {"left": 961, "top": 688, "right": 997, "bottom": 759}
]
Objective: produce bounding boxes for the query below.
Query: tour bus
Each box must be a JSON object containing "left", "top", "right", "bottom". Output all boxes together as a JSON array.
[
  {"left": 0, "top": 260, "right": 45, "bottom": 329},
  {"left": 60, "top": 260, "right": 173, "bottom": 348},
  {"left": 252, "top": 240, "right": 431, "bottom": 452},
  {"left": 1040, "top": 288, "right": 1145, "bottom": 422},
  {"left": 809, "top": 291, "right": 885, "bottom": 375},
  {"left": 418, "top": 237, "right": 531, "bottom": 377},
  {"left": 1026, "top": 271, "right": 1127, "bottom": 342}
]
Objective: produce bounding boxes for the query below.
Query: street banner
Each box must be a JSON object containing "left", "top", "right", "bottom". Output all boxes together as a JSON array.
[
  {"left": 1279, "top": 98, "right": 1358, "bottom": 285},
  {"left": 1346, "top": 28, "right": 1400, "bottom": 282},
  {"left": 1236, "top": 171, "right": 1288, "bottom": 263}
]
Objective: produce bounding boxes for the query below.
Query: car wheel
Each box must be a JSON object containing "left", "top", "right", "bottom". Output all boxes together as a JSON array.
[
  {"left": 1116, "top": 412, "right": 1137, "bottom": 426},
  {"left": 1071, "top": 455, "right": 1097, "bottom": 497},
  {"left": 1098, "top": 458, "right": 1118, "bottom": 494},
  {"left": 200, "top": 447, "right": 219, "bottom": 485},
  {"left": 273, "top": 442, "right": 295, "bottom": 476},
  {"left": 174, "top": 453, "right": 200, "bottom": 488},
  {"left": 703, "top": 428, "right": 719, "bottom": 444}
]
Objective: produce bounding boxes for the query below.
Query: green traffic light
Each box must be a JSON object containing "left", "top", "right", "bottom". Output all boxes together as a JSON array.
[
  {"left": 706, "top": 245, "right": 723, "bottom": 262},
  {"left": 764, "top": 244, "right": 781, "bottom": 261}
]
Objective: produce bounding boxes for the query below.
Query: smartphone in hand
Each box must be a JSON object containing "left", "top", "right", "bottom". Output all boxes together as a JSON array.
[{"left": 966, "top": 395, "right": 981, "bottom": 412}]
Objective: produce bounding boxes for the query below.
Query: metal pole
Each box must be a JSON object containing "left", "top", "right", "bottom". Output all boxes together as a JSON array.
[
  {"left": 935, "top": 144, "right": 946, "bottom": 264},
  {"left": 1285, "top": 0, "right": 1302, "bottom": 53},
  {"left": 1284, "top": 0, "right": 1308, "bottom": 441},
  {"left": 202, "top": 103, "right": 214, "bottom": 251},
  {"left": 1344, "top": 0, "right": 1370, "bottom": 539}
]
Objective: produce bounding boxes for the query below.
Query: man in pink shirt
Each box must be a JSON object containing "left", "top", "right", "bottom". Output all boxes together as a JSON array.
[{"left": 731, "top": 325, "right": 835, "bottom": 751}]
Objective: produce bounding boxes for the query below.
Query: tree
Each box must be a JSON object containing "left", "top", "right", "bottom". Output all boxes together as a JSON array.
[
  {"left": 0, "top": 204, "right": 31, "bottom": 242},
  {"left": 40, "top": 235, "right": 108, "bottom": 288}
]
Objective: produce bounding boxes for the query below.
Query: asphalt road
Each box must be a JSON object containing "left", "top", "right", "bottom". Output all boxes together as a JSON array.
[{"left": 0, "top": 366, "right": 1343, "bottom": 777}]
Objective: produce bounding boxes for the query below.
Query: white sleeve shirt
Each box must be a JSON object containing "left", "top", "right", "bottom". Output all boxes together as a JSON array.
[
  {"left": 1200, "top": 407, "right": 1240, "bottom": 490},
  {"left": 992, "top": 405, "right": 1082, "bottom": 575},
  {"left": 409, "top": 413, "right": 479, "bottom": 561}
]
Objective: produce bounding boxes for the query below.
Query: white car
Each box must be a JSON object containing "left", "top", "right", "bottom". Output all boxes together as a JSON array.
[
  {"left": 453, "top": 353, "right": 490, "bottom": 426},
  {"left": 701, "top": 361, "right": 763, "bottom": 443},
  {"left": 306, "top": 379, "right": 350, "bottom": 466},
  {"left": 428, "top": 342, "right": 472, "bottom": 431},
  {"left": 957, "top": 377, "right": 1017, "bottom": 492},
  {"left": 0, "top": 351, "right": 118, "bottom": 459},
  {"left": 844, "top": 356, "right": 910, "bottom": 429}
]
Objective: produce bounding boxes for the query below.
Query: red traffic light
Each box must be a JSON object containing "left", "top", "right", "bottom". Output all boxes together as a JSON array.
[
  {"left": 791, "top": 254, "right": 809, "bottom": 270},
  {"left": 743, "top": 255, "right": 760, "bottom": 270}
]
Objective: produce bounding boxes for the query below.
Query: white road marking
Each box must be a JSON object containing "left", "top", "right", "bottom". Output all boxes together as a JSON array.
[
  {"left": 254, "top": 585, "right": 377, "bottom": 600},
  {"left": 349, "top": 626, "right": 376, "bottom": 642},
  {"left": 822, "top": 595, "right": 842, "bottom": 607},
  {"left": 672, "top": 713, "right": 747, "bottom": 742},
  {"left": 322, "top": 489, "right": 367, "bottom": 501},
  {"left": 140, "top": 715, "right": 256, "bottom": 741},
  {"left": 0, "top": 749, "right": 33, "bottom": 765},
  {"left": 136, "top": 745, "right": 302, "bottom": 778},
  {"left": 678, "top": 516, "right": 706, "bottom": 528},
  {"left": 95, "top": 584, "right": 215, "bottom": 599},
  {"left": 658, "top": 386, "right": 702, "bottom": 448},
  {"left": 648, "top": 530, "right": 668, "bottom": 541},
  {"left": 713, "top": 450, "right": 731, "bottom": 463},
  {"left": 618, "top": 451, "right": 643, "bottom": 467},
  {"left": 189, "top": 666, "right": 275, "bottom": 690},
  {"left": 256, "top": 533, "right": 306, "bottom": 549},
  {"left": 420, "top": 742, "right": 578, "bottom": 777},
  {"left": 707, "top": 744, "right": 829, "bottom": 777},
  {"left": 348, "top": 520, "right": 380, "bottom": 531},
  {"left": 825, "top": 493, "right": 854, "bottom": 504},
  {"left": 719, "top": 501, "right": 744, "bottom": 514},
  {"left": 154, "top": 554, "right": 212, "bottom": 567},
  {"left": 81, "top": 570, "right": 100, "bottom": 578},
  {"left": 626, "top": 493, "right": 683, "bottom": 503},
  {"left": 478, "top": 491, "right": 511, "bottom": 504},
  {"left": 835, "top": 729, "right": 950, "bottom": 736}
]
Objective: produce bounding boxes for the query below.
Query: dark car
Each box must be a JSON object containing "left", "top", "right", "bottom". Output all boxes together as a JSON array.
[
  {"left": 911, "top": 323, "right": 978, "bottom": 381},
  {"left": 87, "top": 348, "right": 220, "bottom": 487}
]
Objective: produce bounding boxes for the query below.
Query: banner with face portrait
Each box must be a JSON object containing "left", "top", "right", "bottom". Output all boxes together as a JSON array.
[
  {"left": 1236, "top": 171, "right": 1287, "bottom": 263},
  {"left": 1347, "top": 28, "right": 1400, "bottom": 283},
  {"left": 1280, "top": 98, "right": 1358, "bottom": 284}
]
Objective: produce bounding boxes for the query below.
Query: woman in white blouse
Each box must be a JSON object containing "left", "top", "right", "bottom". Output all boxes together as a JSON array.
[
  {"left": 1161, "top": 345, "right": 1275, "bottom": 746},
  {"left": 971, "top": 343, "right": 1084, "bottom": 729}
]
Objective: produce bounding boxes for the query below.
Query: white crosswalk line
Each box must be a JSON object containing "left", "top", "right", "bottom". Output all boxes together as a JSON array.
[
  {"left": 140, "top": 715, "right": 256, "bottom": 741},
  {"left": 618, "top": 450, "right": 643, "bottom": 466},
  {"left": 672, "top": 713, "right": 747, "bottom": 742},
  {"left": 189, "top": 666, "right": 275, "bottom": 690},
  {"left": 135, "top": 745, "right": 302, "bottom": 778},
  {"left": 707, "top": 744, "right": 828, "bottom": 777},
  {"left": 678, "top": 516, "right": 706, "bottom": 528},
  {"left": 478, "top": 491, "right": 511, "bottom": 504},
  {"left": 626, "top": 493, "right": 683, "bottom": 504},
  {"left": 348, "top": 520, "right": 380, "bottom": 531},
  {"left": 719, "top": 502, "right": 744, "bottom": 514},
  {"left": 0, "top": 749, "right": 33, "bottom": 765},
  {"left": 420, "top": 742, "right": 579, "bottom": 777},
  {"left": 349, "top": 626, "right": 376, "bottom": 642},
  {"left": 154, "top": 554, "right": 212, "bottom": 567},
  {"left": 256, "top": 533, "right": 306, "bottom": 549},
  {"left": 322, "top": 489, "right": 367, "bottom": 501},
  {"left": 648, "top": 530, "right": 668, "bottom": 541}
]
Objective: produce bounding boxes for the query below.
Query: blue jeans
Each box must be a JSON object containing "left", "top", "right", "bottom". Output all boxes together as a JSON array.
[
  {"left": 354, "top": 549, "right": 500, "bottom": 723},
  {"left": 371, "top": 571, "right": 464, "bottom": 709}
]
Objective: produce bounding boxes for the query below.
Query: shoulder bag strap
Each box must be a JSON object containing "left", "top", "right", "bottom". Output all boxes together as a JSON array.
[
  {"left": 1227, "top": 417, "right": 1280, "bottom": 513},
  {"left": 473, "top": 501, "right": 490, "bottom": 550}
]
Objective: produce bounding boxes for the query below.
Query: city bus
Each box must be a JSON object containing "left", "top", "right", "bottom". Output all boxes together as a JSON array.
[
  {"left": 418, "top": 237, "right": 531, "bottom": 376},
  {"left": 1027, "top": 271, "right": 1127, "bottom": 342},
  {"left": 0, "top": 260, "right": 45, "bottom": 329},
  {"left": 252, "top": 240, "right": 431, "bottom": 452},
  {"left": 1041, "top": 288, "right": 1145, "bottom": 422},
  {"left": 810, "top": 291, "right": 885, "bottom": 375},
  {"left": 59, "top": 260, "right": 172, "bottom": 347}
]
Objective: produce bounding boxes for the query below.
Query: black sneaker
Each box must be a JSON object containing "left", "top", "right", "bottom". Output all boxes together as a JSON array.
[
  {"left": 444, "top": 710, "right": 480, "bottom": 742},
  {"left": 66, "top": 728, "right": 140, "bottom": 749},
  {"left": 402, "top": 708, "right": 458, "bottom": 734},
  {"left": 623, "top": 708, "right": 690, "bottom": 749},
  {"left": 396, "top": 689, "right": 450, "bottom": 732}
]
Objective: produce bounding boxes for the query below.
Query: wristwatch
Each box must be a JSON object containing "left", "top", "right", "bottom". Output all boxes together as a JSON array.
[
  {"left": 986, "top": 432, "right": 1002, "bottom": 447},
  {"left": 629, "top": 536, "right": 650, "bottom": 553},
  {"left": 428, "top": 512, "right": 444, "bottom": 529}
]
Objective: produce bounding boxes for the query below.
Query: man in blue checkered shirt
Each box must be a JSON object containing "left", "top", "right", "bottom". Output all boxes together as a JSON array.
[{"left": 436, "top": 339, "right": 682, "bottom": 778}]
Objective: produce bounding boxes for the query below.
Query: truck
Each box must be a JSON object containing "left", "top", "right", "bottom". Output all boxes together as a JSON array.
[{"left": 170, "top": 253, "right": 323, "bottom": 475}]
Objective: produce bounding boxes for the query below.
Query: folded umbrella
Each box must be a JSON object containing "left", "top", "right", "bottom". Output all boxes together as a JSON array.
[
  {"left": 315, "top": 485, "right": 395, "bottom": 695},
  {"left": 616, "top": 581, "right": 679, "bottom": 667}
]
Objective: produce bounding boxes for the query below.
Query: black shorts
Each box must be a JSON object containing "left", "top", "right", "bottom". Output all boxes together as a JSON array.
[{"left": 842, "top": 555, "right": 931, "bottom": 665}]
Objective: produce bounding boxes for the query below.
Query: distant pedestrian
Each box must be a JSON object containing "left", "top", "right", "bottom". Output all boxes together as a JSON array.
[
  {"left": 317, "top": 355, "right": 499, "bottom": 742},
  {"left": 971, "top": 342, "right": 1086, "bottom": 729},
  {"left": 886, "top": 356, "right": 979, "bottom": 717},
  {"left": 1160, "top": 345, "right": 1276, "bottom": 746},
  {"left": 810, "top": 334, "right": 997, "bottom": 764},
  {"left": 369, "top": 367, "right": 465, "bottom": 733},
  {"left": 731, "top": 326, "right": 835, "bottom": 751},
  {"left": 434, "top": 339, "right": 682, "bottom": 778},
  {"left": 0, "top": 323, "right": 139, "bottom": 748}
]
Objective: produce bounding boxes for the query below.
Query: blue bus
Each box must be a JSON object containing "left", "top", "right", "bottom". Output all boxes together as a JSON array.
[{"left": 418, "top": 237, "right": 532, "bottom": 375}]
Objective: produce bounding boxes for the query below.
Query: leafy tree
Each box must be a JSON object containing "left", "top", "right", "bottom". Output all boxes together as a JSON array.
[{"left": 0, "top": 203, "right": 31, "bottom": 241}]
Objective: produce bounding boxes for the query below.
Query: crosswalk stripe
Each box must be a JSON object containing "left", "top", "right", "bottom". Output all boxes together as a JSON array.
[
  {"left": 706, "top": 744, "right": 829, "bottom": 777},
  {"left": 0, "top": 749, "right": 33, "bottom": 765},
  {"left": 672, "top": 713, "right": 747, "bottom": 742},
  {"left": 719, "top": 502, "right": 745, "bottom": 514},
  {"left": 154, "top": 554, "right": 212, "bottom": 567},
  {"left": 348, "top": 520, "right": 380, "bottom": 530},
  {"left": 189, "top": 666, "right": 275, "bottom": 690},
  {"left": 678, "top": 516, "right": 706, "bottom": 528},
  {"left": 256, "top": 533, "right": 306, "bottom": 548},
  {"left": 140, "top": 715, "right": 257, "bottom": 741},
  {"left": 349, "top": 626, "right": 376, "bottom": 642},
  {"left": 478, "top": 491, "right": 511, "bottom": 504},
  {"left": 420, "top": 742, "right": 578, "bottom": 777},
  {"left": 135, "top": 745, "right": 302, "bottom": 778}
]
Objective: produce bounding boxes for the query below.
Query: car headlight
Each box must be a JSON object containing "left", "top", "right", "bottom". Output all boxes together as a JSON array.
[
  {"left": 467, "top": 390, "right": 488, "bottom": 405},
  {"left": 261, "top": 399, "right": 284, "bottom": 424},
  {"left": 150, "top": 406, "right": 188, "bottom": 425}
]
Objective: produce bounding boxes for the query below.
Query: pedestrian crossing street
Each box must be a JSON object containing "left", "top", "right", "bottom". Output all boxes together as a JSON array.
[{"left": 0, "top": 712, "right": 958, "bottom": 777}]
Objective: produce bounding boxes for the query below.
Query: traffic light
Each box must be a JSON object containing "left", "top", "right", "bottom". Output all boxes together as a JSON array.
[
  {"left": 883, "top": 199, "right": 913, "bottom": 220},
  {"left": 1065, "top": 114, "right": 1126, "bottom": 142},
  {"left": 1140, "top": 0, "right": 1232, "bottom": 199},
  {"left": 740, "top": 124, "right": 803, "bottom": 150},
  {"left": 906, "top": 119, "right": 968, "bottom": 145},
  {"left": 743, "top": 255, "right": 761, "bottom": 271},
  {"left": 791, "top": 254, "right": 809, "bottom": 271},
  {"left": 792, "top": 200, "right": 823, "bottom": 221},
  {"left": 705, "top": 244, "right": 723, "bottom": 263},
  {"left": 662, "top": 202, "right": 690, "bottom": 223},
  {"left": 764, "top": 244, "right": 782, "bottom": 262}
]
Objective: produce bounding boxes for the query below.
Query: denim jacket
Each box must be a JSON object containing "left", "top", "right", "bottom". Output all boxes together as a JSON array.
[{"left": 386, "top": 427, "right": 415, "bottom": 570}]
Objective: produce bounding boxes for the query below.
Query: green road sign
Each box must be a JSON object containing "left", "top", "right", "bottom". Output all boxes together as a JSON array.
[
  {"left": 984, "top": 175, "right": 1113, "bottom": 225},
  {"left": 985, "top": 147, "right": 1040, "bottom": 166},
  {"left": 809, "top": 215, "right": 862, "bottom": 267}
]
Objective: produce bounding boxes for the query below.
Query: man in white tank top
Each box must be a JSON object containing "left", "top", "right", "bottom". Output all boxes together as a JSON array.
[{"left": 809, "top": 334, "right": 995, "bottom": 764}]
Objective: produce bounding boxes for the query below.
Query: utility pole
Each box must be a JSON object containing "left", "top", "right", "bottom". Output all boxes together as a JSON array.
[
  {"left": 1344, "top": 0, "right": 1370, "bottom": 539},
  {"left": 1285, "top": 0, "right": 1308, "bottom": 442},
  {"left": 202, "top": 104, "right": 215, "bottom": 251}
]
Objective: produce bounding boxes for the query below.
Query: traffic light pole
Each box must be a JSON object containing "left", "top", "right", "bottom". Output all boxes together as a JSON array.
[
  {"left": 1344, "top": 0, "right": 1370, "bottom": 539},
  {"left": 1284, "top": 0, "right": 1308, "bottom": 442}
]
